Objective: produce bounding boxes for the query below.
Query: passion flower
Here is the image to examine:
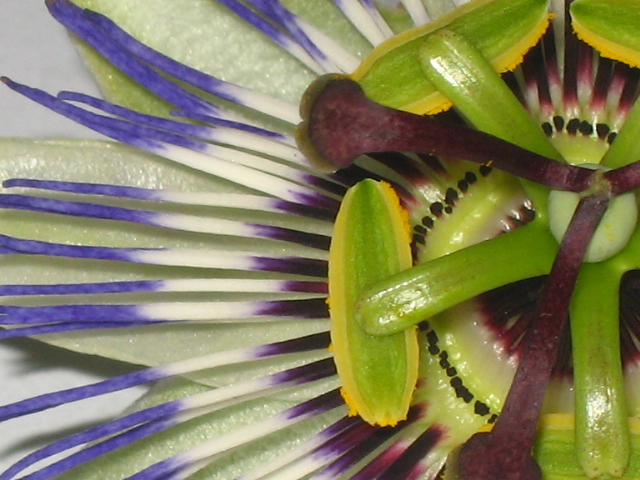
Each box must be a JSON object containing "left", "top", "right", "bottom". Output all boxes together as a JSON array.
[{"left": 2, "top": 0, "right": 640, "bottom": 479}]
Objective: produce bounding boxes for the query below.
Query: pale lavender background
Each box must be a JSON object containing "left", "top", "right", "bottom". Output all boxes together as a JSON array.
[{"left": 0, "top": 0, "right": 145, "bottom": 473}]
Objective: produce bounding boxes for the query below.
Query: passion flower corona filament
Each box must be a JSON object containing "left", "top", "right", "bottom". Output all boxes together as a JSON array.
[{"left": 4, "top": 0, "right": 640, "bottom": 479}]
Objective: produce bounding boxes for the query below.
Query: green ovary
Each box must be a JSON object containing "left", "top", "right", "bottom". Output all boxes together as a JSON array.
[{"left": 549, "top": 187, "right": 638, "bottom": 263}]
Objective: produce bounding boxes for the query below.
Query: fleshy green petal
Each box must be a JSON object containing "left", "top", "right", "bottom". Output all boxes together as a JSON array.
[{"left": 0, "top": 139, "right": 327, "bottom": 389}]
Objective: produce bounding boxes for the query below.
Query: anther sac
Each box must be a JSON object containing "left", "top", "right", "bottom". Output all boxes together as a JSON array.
[{"left": 299, "top": 0, "right": 640, "bottom": 479}]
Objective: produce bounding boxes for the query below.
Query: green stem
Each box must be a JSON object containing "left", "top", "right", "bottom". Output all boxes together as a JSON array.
[
  {"left": 418, "top": 28, "right": 562, "bottom": 214},
  {"left": 570, "top": 262, "right": 630, "bottom": 478},
  {"left": 357, "top": 220, "right": 557, "bottom": 335}
]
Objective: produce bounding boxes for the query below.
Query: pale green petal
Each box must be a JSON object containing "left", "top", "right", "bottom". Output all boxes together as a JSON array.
[
  {"left": 65, "top": 0, "right": 421, "bottom": 116},
  {"left": 0, "top": 139, "right": 328, "bottom": 388},
  {"left": 69, "top": 0, "right": 365, "bottom": 111},
  {"left": 58, "top": 377, "right": 343, "bottom": 480}
]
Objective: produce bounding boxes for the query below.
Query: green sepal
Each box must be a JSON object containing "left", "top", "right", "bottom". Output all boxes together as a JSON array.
[
  {"left": 351, "top": 0, "right": 550, "bottom": 114},
  {"left": 358, "top": 220, "right": 557, "bottom": 336},
  {"left": 329, "top": 179, "right": 418, "bottom": 426}
]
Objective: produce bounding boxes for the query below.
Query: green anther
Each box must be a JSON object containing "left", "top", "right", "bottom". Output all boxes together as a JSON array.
[
  {"left": 417, "top": 27, "right": 562, "bottom": 215},
  {"left": 357, "top": 221, "right": 557, "bottom": 336},
  {"left": 571, "top": 0, "right": 640, "bottom": 69},
  {"left": 571, "top": 263, "right": 630, "bottom": 478},
  {"left": 571, "top": 0, "right": 640, "bottom": 170},
  {"left": 329, "top": 179, "right": 419, "bottom": 426},
  {"left": 351, "top": 0, "right": 551, "bottom": 115}
]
